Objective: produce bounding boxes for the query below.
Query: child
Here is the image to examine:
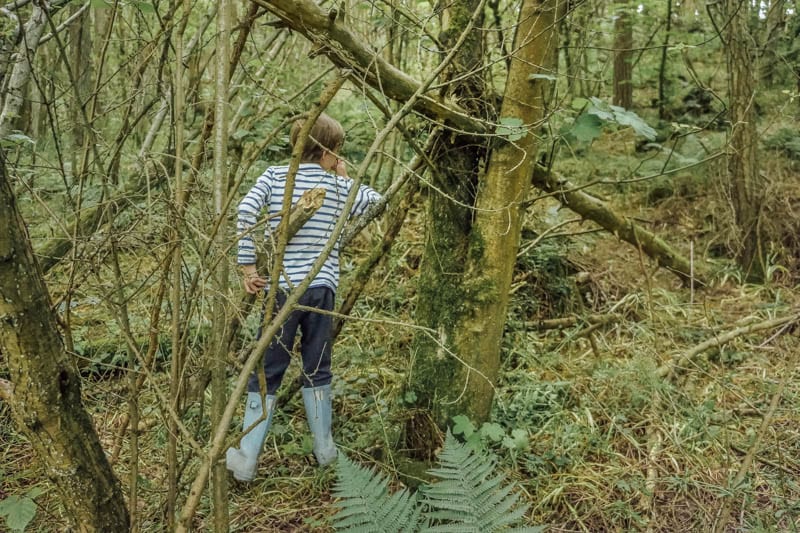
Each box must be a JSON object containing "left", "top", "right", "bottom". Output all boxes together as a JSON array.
[{"left": 226, "top": 113, "right": 382, "bottom": 482}]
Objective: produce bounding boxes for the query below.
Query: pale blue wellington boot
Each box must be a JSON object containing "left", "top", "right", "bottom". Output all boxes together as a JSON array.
[
  {"left": 302, "top": 384, "right": 337, "bottom": 466},
  {"left": 226, "top": 392, "right": 276, "bottom": 481}
]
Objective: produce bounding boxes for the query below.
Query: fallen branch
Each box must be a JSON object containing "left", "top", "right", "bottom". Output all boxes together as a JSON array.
[
  {"left": 525, "top": 313, "right": 619, "bottom": 331},
  {"left": 656, "top": 312, "right": 800, "bottom": 379},
  {"left": 532, "top": 166, "right": 702, "bottom": 286},
  {"left": 730, "top": 443, "right": 799, "bottom": 477}
]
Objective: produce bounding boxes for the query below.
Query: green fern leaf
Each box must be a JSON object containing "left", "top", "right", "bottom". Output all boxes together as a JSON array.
[
  {"left": 331, "top": 453, "right": 421, "bottom": 533},
  {"left": 422, "top": 432, "right": 531, "bottom": 531},
  {"left": 330, "top": 433, "right": 540, "bottom": 532}
]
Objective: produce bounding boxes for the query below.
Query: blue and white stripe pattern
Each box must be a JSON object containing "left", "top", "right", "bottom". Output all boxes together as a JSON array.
[{"left": 237, "top": 163, "right": 381, "bottom": 291}]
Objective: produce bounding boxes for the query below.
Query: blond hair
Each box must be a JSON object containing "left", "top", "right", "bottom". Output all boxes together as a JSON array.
[{"left": 290, "top": 113, "right": 345, "bottom": 163}]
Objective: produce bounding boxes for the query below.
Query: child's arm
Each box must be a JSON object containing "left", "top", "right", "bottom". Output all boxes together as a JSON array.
[
  {"left": 237, "top": 170, "right": 272, "bottom": 293},
  {"left": 349, "top": 182, "right": 382, "bottom": 217}
]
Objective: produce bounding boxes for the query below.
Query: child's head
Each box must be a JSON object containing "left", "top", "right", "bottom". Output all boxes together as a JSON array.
[{"left": 290, "top": 113, "right": 345, "bottom": 163}]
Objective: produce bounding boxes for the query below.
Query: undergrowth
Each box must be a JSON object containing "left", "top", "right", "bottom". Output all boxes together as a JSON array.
[{"left": 3, "top": 112, "right": 800, "bottom": 533}]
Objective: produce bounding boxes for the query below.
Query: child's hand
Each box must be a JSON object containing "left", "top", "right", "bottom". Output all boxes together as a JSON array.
[
  {"left": 241, "top": 265, "right": 267, "bottom": 294},
  {"left": 334, "top": 158, "right": 348, "bottom": 177}
]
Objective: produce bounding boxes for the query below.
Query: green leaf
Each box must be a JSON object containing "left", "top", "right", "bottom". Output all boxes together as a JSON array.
[
  {"left": 584, "top": 97, "right": 658, "bottom": 140},
  {"left": 0, "top": 495, "right": 37, "bottom": 532},
  {"left": 586, "top": 97, "right": 614, "bottom": 121},
  {"left": 609, "top": 104, "right": 657, "bottom": 140},
  {"left": 465, "top": 431, "right": 483, "bottom": 451},
  {"left": 570, "top": 97, "right": 589, "bottom": 111},
  {"left": 496, "top": 117, "right": 527, "bottom": 142},
  {"left": 24, "top": 488, "right": 43, "bottom": 500},
  {"left": 502, "top": 429, "right": 529, "bottom": 451},
  {"left": 569, "top": 114, "right": 604, "bottom": 143},
  {"left": 451, "top": 415, "right": 475, "bottom": 438},
  {"left": 479, "top": 422, "right": 505, "bottom": 443},
  {"left": 5, "top": 133, "right": 34, "bottom": 144}
]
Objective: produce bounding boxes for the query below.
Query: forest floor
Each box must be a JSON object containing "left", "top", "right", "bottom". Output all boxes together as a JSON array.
[{"left": 3, "top": 125, "right": 800, "bottom": 532}]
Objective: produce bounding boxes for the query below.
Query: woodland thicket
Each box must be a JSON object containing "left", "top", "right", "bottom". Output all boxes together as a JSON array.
[{"left": 1, "top": 0, "right": 800, "bottom": 531}]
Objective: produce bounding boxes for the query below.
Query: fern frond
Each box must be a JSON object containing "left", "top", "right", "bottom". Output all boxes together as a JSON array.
[
  {"left": 421, "top": 432, "right": 531, "bottom": 532},
  {"left": 331, "top": 453, "right": 422, "bottom": 533}
]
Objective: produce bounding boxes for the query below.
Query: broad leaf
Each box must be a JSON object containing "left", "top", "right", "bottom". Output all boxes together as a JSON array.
[
  {"left": 451, "top": 415, "right": 475, "bottom": 438},
  {"left": 496, "top": 117, "right": 527, "bottom": 142},
  {"left": 0, "top": 495, "right": 37, "bottom": 532},
  {"left": 479, "top": 422, "right": 505, "bottom": 442},
  {"left": 569, "top": 114, "right": 604, "bottom": 143}
]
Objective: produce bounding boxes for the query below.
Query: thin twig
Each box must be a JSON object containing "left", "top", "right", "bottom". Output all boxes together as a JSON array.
[{"left": 657, "top": 312, "right": 800, "bottom": 379}]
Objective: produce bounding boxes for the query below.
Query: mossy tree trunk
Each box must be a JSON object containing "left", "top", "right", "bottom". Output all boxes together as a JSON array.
[
  {"left": 451, "top": 0, "right": 562, "bottom": 424},
  {"left": 723, "top": 0, "right": 767, "bottom": 281},
  {"left": 403, "top": 0, "right": 490, "bottom": 456},
  {"left": 0, "top": 155, "right": 130, "bottom": 531},
  {"left": 406, "top": 0, "right": 562, "bottom": 448}
]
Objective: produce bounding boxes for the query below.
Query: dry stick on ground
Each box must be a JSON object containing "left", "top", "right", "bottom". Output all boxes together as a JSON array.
[
  {"left": 525, "top": 313, "right": 619, "bottom": 331},
  {"left": 656, "top": 312, "right": 800, "bottom": 379},
  {"left": 712, "top": 334, "right": 799, "bottom": 533}
]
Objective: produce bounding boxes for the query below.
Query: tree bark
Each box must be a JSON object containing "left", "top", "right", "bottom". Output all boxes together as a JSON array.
[
  {"left": 759, "top": 0, "right": 785, "bottom": 86},
  {"left": 0, "top": 4, "right": 47, "bottom": 139},
  {"left": 613, "top": 0, "right": 633, "bottom": 109},
  {"left": 0, "top": 155, "right": 130, "bottom": 531},
  {"left": 210, "top": 0, "right": 231, "bottom": 526},
  {"left": 448, "top": 0, "right": 563, "bottom": 424},
  {"left": 658, "top": 0, "right": 673, "bottom": 119},
  {"left": 723, "top": 0, "right": 766, "bottom": 281},
  {"left": 401, "top": 0, "right": 490, "bottom": 457}
]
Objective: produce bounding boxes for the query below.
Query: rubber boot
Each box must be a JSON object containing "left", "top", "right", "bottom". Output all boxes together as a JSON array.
[
  {"left": 226, "top": 392, "right": 275, "bottom": 481},
  {"left": 302, "top": 384, "right": 337, "bottom": 466}
]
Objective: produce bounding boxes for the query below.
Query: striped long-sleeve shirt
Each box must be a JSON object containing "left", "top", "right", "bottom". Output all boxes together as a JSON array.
[{"left": 237, "top": 163, "right": 382, "bottom": 292}]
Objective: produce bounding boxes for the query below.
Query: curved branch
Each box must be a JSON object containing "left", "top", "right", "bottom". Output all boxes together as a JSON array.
[{"left": 251, "top": 0, "right": 487, "bottom": 134}]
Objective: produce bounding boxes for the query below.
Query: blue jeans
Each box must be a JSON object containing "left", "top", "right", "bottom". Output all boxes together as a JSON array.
[{"left": 247, "top": 286, "right": 334, "bottom": 395}]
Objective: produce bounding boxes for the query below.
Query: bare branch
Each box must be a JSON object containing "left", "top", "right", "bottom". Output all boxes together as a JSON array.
[
  {"left": 657, "top": 312, "right": 800, "bottom": 379},
  {"left": 252, "top": 0, "right": 488, "bottom": 134},
  {"left": 39, "top": 1, "right": 89, "bottom": 45}
]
